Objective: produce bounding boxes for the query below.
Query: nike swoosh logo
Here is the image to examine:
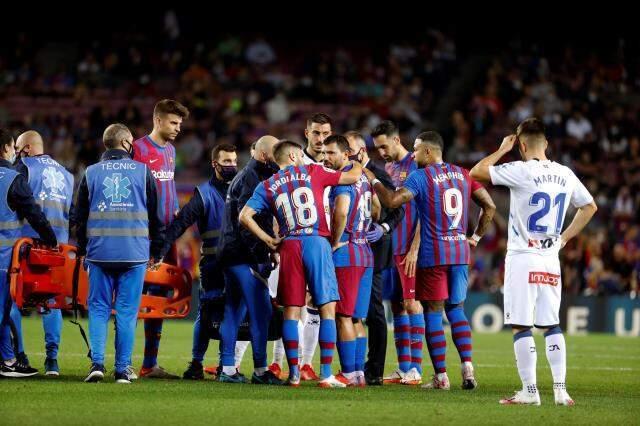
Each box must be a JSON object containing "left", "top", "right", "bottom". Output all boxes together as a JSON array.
[{"left": 149, "top": 159, "right": 158, "bottom": 164}]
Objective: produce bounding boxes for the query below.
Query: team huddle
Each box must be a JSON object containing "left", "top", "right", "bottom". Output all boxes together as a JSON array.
[{"left": 0, "top": 99, "right": 597, "bottom": 405}]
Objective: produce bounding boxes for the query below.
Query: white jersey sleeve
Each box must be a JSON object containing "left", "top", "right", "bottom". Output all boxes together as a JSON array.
[
  {"left": 489, "top": 161, "right": 529, "bottom": 188},
  {"left": 569, "top": 173, "right": 594, "bottom": 208}
]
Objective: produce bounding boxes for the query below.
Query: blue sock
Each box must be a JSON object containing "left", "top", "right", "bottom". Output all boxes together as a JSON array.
[
  {"left": 282, "top": 319, "right": 300, "bottom": 379},
  {"left": 319, "top": 319, "right": 336, "bottom": 379},
  {"left": 337, "top": 339, "right": 356, "bottom": 374},
  {"left": 355, "top": 336, "right": 367, "bottom": 372},
  {"left": 393, "top": 314, "right": 411, "bottom": 372},
  {"left": 425, "top": 312, "right": 447, "bottom": 374},
  {"left": 446, "top": 305, "right": 472, "bottom": 363},
  {"left": 409, "top": 313, "right": 425, "bottom": 374}
]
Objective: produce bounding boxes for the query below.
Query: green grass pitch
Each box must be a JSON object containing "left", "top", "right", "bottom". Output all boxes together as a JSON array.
[{"left": 1, "top": 316, "right": 638, "bottom": 425}]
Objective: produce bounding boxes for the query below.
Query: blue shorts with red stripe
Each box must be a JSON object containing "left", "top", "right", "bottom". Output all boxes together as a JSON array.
[
  {"left": 278, "top": 236, "right": 339, "bottom": 307},
  {"left": 416, "top": 264, "right": 468, "bottom": 303}
]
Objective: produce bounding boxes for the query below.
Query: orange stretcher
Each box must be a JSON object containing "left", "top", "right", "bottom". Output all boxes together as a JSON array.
[{"left": 8, "top": 238, "right": 192, "bottom": 319}]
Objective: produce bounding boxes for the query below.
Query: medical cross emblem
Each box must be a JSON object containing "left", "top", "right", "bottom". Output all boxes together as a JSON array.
[
  {"left": 102, "top": 173, "right": 131, "bottom": 202},
  {"left": 43, "top": 167, "right": 65, "bottom": 193}
]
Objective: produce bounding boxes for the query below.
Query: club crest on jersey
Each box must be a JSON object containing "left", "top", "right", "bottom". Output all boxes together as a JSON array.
[
  {"left": 528, "top": 272, "right": 560, "bottom": 286},
  {"left": 399, "top": 171, "right": 407, "bottom": 180}
]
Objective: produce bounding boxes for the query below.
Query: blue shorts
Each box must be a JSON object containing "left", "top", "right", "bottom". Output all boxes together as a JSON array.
[
  {"left": 278, "top": 236, "right": 339, "bottom": 307},
  {"left": 353, "top": 267, "right": 373, "bottom": 319}
]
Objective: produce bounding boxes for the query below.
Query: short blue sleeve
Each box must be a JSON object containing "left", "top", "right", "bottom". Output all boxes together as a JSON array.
[
  {"left": 246, "top": 184, "right": 270, "bottom": 213},
  {"left": 403, "top": 169, "right": 423, "bottom": 198}
]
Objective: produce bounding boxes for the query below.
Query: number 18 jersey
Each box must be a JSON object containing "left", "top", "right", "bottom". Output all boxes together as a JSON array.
[
  {"left": 247, "top": 164, "right": 342, "bottom": 238},
  {"left": 489, "top": 160, "right": 593, "bottom": 255}
]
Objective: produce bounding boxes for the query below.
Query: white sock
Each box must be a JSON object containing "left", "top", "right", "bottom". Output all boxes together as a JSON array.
[
  {"left": 254, "top": 367, "right": 267, "bottom": 376},
  {"left": 513, "top": 330, "right": 537, "bottom": 393},
  {"left": 343, "top": 371, "right": 356, "bottom": 380},
  {"left": 544, "top": 328, "right": 567, "bottom": 385},
  {"left": 235, "top": 341, "right": 250, "bottom": 368},
  {"left": 222, "top": 366, "right": 236, "bottom": 375},
  {"left": 301, "top": 310, "right": 320, "bottom": 366},
  {"left": 273, "top": 338, "right": 285, "bottom": 366}
]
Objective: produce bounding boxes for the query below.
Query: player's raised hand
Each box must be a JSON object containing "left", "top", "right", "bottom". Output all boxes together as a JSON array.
[{"left": 499, "top": 134, "right": 517, "bottom": 152}]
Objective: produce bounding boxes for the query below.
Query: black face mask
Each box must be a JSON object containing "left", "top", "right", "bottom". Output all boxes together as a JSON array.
[
  {"left": 216, "top": 164, "right": 238, "bottom": 182},
  {"left": 123, "top": 140, "right": 135, "bottom": 157},
  {"left": 348, "top": 148, "right": 363, "bottom": 163}
]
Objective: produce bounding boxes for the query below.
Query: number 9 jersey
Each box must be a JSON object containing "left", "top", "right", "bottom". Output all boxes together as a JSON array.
[
  {"left": 404, "top": 162, "right": 482, "bottom": 268},
  {"left": 489, "top": 160, "right": 593, "bottom": 255},
  {"left": 246, "top": 164, "right": 342, "bottom": 238}
]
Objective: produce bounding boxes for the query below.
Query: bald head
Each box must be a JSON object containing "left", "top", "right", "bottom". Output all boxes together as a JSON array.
[
  {"left": 345, "top": 130, "right": 368, "bottom": 164},
  {"left": 16, "top": 130, "right": 44, "bottom": 156},
  {"left": 252, "top": 135, "right": 279, "bottom": 163}
]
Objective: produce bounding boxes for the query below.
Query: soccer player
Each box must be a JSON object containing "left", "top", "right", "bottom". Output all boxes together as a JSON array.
[
  {"left": 5, "top": 131, "right": 74, "bottom": 376},
  {"left": 324, "top": 135, "right": 380, "bottom": 386},
  {"left": 75, "top": 124, "right": 165, "bottom": 383},
  {"left": 239, "top": 140, "right": 363, "bottom": 388},
  {"left": 367, "top": 130, "right": 496, "bottom": 390},
  {"left": 275, "top": 112, "right": 331, "bottom": 381},
  {"left": 371, "top": 121, "right": 423, "bottom": 385},
  {"left": 470, "top": 118, "right": 597, "bottom": 406},
  {"left": 0, "top": 128, "right": 57, "bottom": 378},
  {"left": 157, "top": 144, "right": 238, "bottom": 380},
  {"left": 133, "top": 99, "right": 189, "bottom": 379}
]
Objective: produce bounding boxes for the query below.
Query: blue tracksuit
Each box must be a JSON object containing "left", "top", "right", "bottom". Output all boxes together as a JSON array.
[{"left": 74, "top": 149, "right": 164, "bottom": 373}]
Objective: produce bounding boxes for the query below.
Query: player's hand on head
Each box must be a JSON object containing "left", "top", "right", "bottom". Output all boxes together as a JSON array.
[{"left": 499, "top": 134, "right": 517, "bottom": 152}]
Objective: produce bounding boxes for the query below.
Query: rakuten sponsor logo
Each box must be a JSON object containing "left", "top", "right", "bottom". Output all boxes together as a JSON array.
[
  {"left": 528, "top": 272, "right": 560, "bottom": 286},
  {"left": 151, "top": 170, "right": 175, "bottom": 181}
]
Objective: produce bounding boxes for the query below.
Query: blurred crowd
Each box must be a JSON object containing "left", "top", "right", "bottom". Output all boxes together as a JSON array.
[{"left": 0, "top": 13, "right": 637, "bottom": 296}]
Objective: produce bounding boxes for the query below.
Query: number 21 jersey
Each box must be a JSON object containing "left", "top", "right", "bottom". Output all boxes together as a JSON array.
[{"left": 489, "top": 160, "right": 593, "bottom": 255}]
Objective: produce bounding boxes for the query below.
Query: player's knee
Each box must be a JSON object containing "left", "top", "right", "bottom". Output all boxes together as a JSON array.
[
  {"left": 427, "top": 300, "right": 444, "bottom": 312},
  {"left": 511, "top": 325, "right": 532, "bottom": 335},
  {"left": 541, "top": 325, "right": 562, "bottom": 337}
]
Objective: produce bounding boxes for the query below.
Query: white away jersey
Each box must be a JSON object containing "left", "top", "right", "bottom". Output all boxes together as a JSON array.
[{"left": 489, "top": 160, "right": 593, "bottom": 255}]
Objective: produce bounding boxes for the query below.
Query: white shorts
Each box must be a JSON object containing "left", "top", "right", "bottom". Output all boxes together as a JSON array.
[
  {"left": 267, "top": 265, "right": 279, "bottom": 298},
  {"left": 503, "top": 252, "right": 561, "bottom": 327}
]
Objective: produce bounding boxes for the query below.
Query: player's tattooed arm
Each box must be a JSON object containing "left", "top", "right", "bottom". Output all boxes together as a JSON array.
[
  {"left": 338, "top": 161, "right": 363, "bottom": 185},
  {"left": 470, "top": 187, "right": 497, "bottom": 246},
  {"left": 371, "top": 193, "right": 382, "bottom": 222},
  {"left": 362, "top": 167, "right": 414, "bottom": 208},
  {"left": 331, "top": 194, "right": 350, "bottom": 251},
  {"left": 470, "top": 134, "right": 517, "bottom": 184},
  {"left": 402, "top": 221, "right": 420, "bottom": 277},
  {"left": 239, "top": 205, "right": 282, "bottom": 251},
  {"left": 560, "top": 201, "right": 598, "bottom": 248}
]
